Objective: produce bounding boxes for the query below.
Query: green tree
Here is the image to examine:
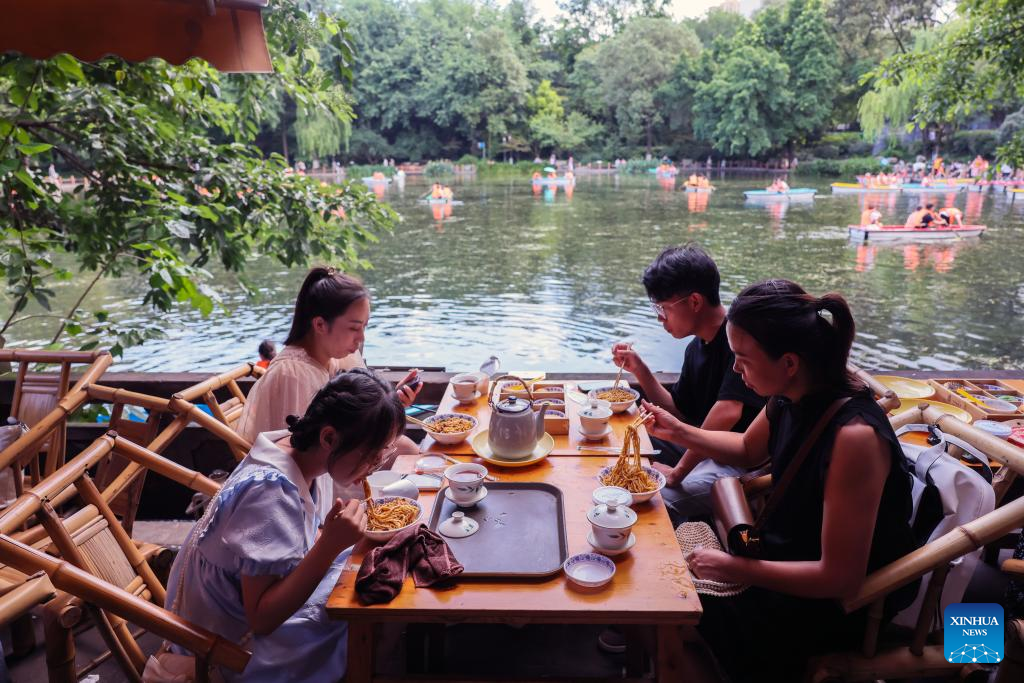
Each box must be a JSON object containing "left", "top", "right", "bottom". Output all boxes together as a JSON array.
[
  {"left": 782, "top": 0, "right": 840, "bottom": 143},
  {"left": 692, "top": 41, "right": 793, "bottom": 157},
  {"left": 0, "top": 0, "right": 395, "bottom": 353},
  {"left": 866, "top": 0, "right": 1024, "bottom": 164},
  {"left": 685, "top": 8, "right": 747, "bottom": 47},
  {"left": 590, "top": 17, "right": 702, "bottom": 152}
]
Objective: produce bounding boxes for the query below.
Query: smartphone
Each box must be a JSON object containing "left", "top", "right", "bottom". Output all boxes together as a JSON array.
[{"left": 399, "top": 370, "right": 422, "bottom": 392}]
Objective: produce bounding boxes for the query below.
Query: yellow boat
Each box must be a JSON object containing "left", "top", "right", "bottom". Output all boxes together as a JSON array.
[{"left": 831, "top": 182, "right": 899, "bottom": 194}]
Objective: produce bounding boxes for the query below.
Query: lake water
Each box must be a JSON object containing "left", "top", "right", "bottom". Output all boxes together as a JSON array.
[{"left": 15, "top": 174, "right": 1024, "bottom": 373}]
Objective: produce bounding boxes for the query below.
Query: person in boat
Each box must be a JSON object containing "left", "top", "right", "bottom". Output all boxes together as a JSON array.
[
  {"left": 532, "top": 171, "right": 541, "bottom": 181},
  {"left": 430, "top": 183, "right": 444, "bottom": 200},
  {"left": 441, "top": 185, "right": 453, "bottom": 200},
  {"left": 919, "top": 203, "right": 937, "bottom": 228},
  {"left": 611, "top": 246, "right": 765, "bottom": 525},
  {"left": 933, "top": 156, "right": 945, "bottom": 177},
  {"left": 256, "top": 339, "right": 277, "bottom": 369},
  {"left": 687, "top": 173, "right": 699, "bottom": 187},
  {"left": 642, "top": 279, "right": 918, "bottom": 681},
  {"left": 166, "top": 369, "right": 404, "bottom": 682},
  {"left": 904, "top": 206, "right": 926, "bottom": 228},
  {"left": 859, "top": 205, "right": 881, "bottom": 227},
  {"left": 371, "top": 171, "right": 385, "bottom": 181},
  {"left": 236, "top": 267, "right": 422, "bottom": 516},
  {"left": 939, "top": 206, "right": 963, "bottom": 227}
]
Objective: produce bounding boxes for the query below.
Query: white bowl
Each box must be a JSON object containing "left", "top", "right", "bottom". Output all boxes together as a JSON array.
[
  {"left": 587, "top": 386, "right": 640, "bottom": 413},
  {"left": 563, "top": 552, "right": 616, "bottom": 589},
  {"left": 596, "top": 465, "right": 666, "bottom": 504},
  {"left": 423, "top": 413, "right": 477, "bottom": 444},
  {"left": 363, "top": 496, "right": 422, "bottom": 543}
]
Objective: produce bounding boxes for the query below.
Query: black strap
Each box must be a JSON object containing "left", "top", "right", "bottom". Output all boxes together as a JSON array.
[{"left": 753, "top": 397, "right": 852, "bottom": 534}]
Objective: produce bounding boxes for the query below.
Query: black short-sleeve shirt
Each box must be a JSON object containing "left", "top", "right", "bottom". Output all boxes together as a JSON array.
[{"left": 670, "top": 319, "right": 764, "bottom": 430}]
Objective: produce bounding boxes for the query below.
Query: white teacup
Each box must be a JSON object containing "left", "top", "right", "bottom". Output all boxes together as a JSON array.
[
  {"left": 451, "top": 373, "right": 479, "bottom": 400},
  {"left": 366, "top": 470, "right": 403, "bottom": 497},
  {"left": 444, "top": 462, "right": 488, "bottom": 504},
  {"left": 579, "top": 404, "right": 613, "bottom": 435}
]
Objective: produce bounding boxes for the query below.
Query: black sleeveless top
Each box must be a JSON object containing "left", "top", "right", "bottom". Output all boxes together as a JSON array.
[{"left": 763, "top": 388, "right": 919, "bottom": 610}]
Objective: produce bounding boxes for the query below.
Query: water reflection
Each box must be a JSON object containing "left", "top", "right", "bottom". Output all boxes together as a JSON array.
[{"left": 10, "top": 175, "right": 1024, "bottom": 373}]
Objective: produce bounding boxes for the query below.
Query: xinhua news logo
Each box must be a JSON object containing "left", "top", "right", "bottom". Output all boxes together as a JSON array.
[{"left": 944, "top": 603, "right": 1003, "bottom": 664}]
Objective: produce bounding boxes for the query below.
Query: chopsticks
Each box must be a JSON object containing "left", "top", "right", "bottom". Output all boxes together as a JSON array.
[
  {"left": 406, "top": 415, "right": 439, "bottom": 432},
  {"left": 362, "top": 479, "right": 375, "bottom": 515},
  {"left": 630, "top": 407, "right": 654, "bottom": 430},
  {"left": 612, "top": 342, "right": 633, "bottom": 388}
]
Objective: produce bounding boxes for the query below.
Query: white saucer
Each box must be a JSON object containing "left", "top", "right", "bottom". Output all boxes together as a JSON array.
[
  {"left": 444, "top": 485, "right": 488, "bottom": 507},
  {"left": 587, "top": 531, "right": 636, "bottom": 556},
  {"left": 577, "top": 425, "right": 612, "bottom": 441},
  {"left": 454, "top": 391, "right": 481, "bottom": 405}
]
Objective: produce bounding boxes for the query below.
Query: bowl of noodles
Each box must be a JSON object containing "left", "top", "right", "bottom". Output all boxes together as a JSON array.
[
  {"left": 596, "top": 422, "right": 666, "bottom": 503},
  {"left": 423, "top": 413, "right": 478, "bottom": 444},
  {"left": 597, "top": 464, "right": 665, "bottom": 504},
  {"left": 363, "top": 495, "right": 423, "bottom": 542},
  {"left": 587, "top": 386, "right": 640, "bottom": 413}
]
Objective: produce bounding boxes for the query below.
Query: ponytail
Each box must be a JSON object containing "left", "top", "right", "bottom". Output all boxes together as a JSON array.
[
  {"left": 284, "top": 266, "right": 369, "bottom": 346},
  {"left": 727, "top": 280, "right": 858, "bottom": 393}
]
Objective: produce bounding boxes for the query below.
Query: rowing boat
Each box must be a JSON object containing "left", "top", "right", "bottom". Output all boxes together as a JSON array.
[
  {"left": 362, "top": 176, "right": 392, "bottom": 185},
  {"left": 831, "top": 182, "right": 900, "bottom": 194},
  {"left": 848, "top": 224, "right": 986, "bottom": 243},
  {"left": 743, "top": 188, "right": 816, "bottom": 200},
  {"left": 683, "top": 186, "right": 714, "bottom": 193},
  {"left": 899, "top": 183, "right": 963, "bottom": 193}
]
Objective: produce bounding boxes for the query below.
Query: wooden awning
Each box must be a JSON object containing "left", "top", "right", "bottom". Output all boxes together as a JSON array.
[{"left": 1, "top": 0, "right": 272, "bottom": 73}]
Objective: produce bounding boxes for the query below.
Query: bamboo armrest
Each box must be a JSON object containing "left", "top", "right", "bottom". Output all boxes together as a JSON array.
[
  {"left": 0, "top": 573, "right": 55, "bottom": 627},
  {"left": 843, "top": 495, "right": 1024, "bottom": 612},
  {"left": 0, "top": 535, "right": 250, "bottom": 672},
  {"left": 1003, "top": 558, "right": 1024, "bottom": 579}
]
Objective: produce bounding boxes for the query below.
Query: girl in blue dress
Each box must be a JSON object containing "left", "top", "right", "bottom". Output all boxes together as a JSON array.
[{"left": 165, "top": 368, "right": 405, "bottom": 681}]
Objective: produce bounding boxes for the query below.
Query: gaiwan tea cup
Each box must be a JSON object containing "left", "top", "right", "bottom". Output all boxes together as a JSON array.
[
  {"left": 587, "top": 498, "right": 637, "bottom": 551},
  {"left": 444, "top": 462, "right": 488, "bottom": 504}
]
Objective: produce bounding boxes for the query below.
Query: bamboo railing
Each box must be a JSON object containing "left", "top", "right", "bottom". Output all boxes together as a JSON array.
[{"left": 848, "top": 362, "right": 901, "bottom": 413}]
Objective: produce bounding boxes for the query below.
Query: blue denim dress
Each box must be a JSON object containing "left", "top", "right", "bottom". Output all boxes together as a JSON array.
[{"left": 165, "top": 430, "right": 350, "bottom": 682}]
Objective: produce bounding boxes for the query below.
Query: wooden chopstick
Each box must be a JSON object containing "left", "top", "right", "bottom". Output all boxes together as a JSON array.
[
  {"left": 406, "top": 415, "right": 438, "bottom": 432},
  {"left": 362, "top": 479, "right": 375, "bottom": 514},
  {"left": 613, "top": 342, "right": 633, "bottom": 388}
]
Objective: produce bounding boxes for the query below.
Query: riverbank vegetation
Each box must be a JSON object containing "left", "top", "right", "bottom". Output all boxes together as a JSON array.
[{"left": 300, "top": 0, "right": 1018, "bottom": 166}]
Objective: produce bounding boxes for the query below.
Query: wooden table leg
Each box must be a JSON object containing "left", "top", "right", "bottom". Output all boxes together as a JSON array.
[
  {"left": 346, "top": 620, "right": 375, "bottom": 683},
  {"left": 656, "top": 624, "right": 697, "bottom": 683}
]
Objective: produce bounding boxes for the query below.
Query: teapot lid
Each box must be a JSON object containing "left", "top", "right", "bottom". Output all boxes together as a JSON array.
[
  {"left": 496, "top": 395, "right": 531, "bottom": 413},
  {"left": 587, "top": 499, "right": 637, "bottom": 529}
]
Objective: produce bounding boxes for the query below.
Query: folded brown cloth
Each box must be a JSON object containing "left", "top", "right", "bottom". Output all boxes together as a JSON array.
[{"left": 355, "top": 524, "right": 463, "bottom": 604}]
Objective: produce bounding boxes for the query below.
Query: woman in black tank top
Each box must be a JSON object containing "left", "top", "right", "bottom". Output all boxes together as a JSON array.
[{"left": 641, "top": 280, "right": 918, "bottom": 681}]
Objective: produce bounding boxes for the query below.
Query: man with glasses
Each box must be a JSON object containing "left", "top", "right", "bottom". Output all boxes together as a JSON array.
[{"left": 611, "top": 244, "right": 764, "bottom": 524}]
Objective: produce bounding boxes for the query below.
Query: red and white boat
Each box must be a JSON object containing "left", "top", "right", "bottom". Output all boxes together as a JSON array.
[{"left": 848, "top": 224, "right": 986, "bottom": 243}]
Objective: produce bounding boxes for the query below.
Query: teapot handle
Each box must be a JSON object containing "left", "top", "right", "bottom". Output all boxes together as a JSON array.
[{"left": 488, "top": 374, "right": 534, "bottom": 408}]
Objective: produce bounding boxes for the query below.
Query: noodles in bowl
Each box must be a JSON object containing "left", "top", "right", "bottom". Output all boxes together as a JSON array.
[
  {"left": 597, "top": 424, "right": 665, "bottom": 503},
  {"left": 587, "top": 385, "right": 640, "bottom": 413},
  {"left": 364, "top": 495, "right": 422, "bottom": 542},
  {"left": 424, "top": 413, "right": 478, "bottom": 444}
]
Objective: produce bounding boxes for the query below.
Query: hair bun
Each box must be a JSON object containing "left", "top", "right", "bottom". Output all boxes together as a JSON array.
[{"left": 285, "top": 414, "right": 300, "bottom": 429}]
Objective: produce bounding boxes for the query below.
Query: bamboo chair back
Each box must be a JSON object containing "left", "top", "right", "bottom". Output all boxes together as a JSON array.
[
  {"left": 806, "top": 405, "right": 1024, "bottom": 681},
  {"left": 171, "top": 363, "right": 263, "bottom": 461},
  {"left": 0, "top": 431, "right": 237, "bottom": 681},
  {"left": 94, "top": 404, "right": 163, "bottom": 535},
  {"left": 0, "top": 350, "right": 112, "bottom": 494}
]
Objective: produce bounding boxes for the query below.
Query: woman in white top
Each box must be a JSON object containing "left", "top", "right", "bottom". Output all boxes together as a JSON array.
[{"left": 237, "top": 266, "right": 421, "bottom": 511}]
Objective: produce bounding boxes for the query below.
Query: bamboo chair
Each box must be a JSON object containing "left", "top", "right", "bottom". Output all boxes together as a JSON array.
[
  {"left": 804, "top": 404, "right": 1024, "bottom": 682},
  {"left": 0, "top": 350, "right": 112, "bottom": 495},
  {"left": 169, "top": 362, "right": 264, "bottom": 461},
  {"left": 0, "top": 431, "right": 235, "bottom": 682}
]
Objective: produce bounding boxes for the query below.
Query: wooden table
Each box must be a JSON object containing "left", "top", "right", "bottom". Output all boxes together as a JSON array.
[
  {"left": 327, "top": 454, "right": 702, "bottom": 682},
  {"left": 419, "top": 381, "right": 656, "bottom": 457}
]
